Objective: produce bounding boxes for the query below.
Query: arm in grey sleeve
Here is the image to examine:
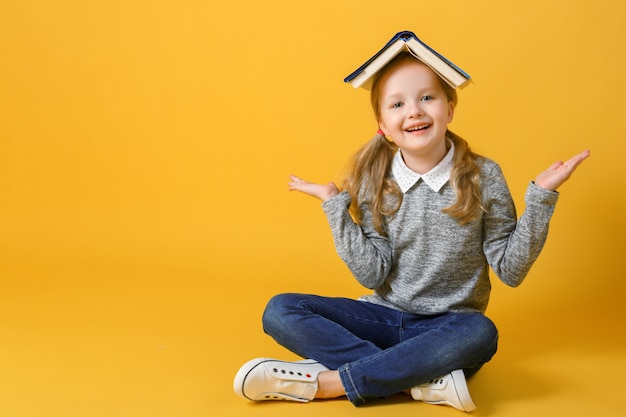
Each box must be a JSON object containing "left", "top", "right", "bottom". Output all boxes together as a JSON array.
[
  {"left": 482, "top": 165, "right": 559, "bottom": 287},
  {"left": 321, "top": 191, "right": 393, "bottom": 289}
]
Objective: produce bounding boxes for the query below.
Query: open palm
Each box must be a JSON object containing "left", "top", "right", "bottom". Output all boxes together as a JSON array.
[
  {"left": 288, "top": 175, "right": 340, "bottom": 202},
  {"left": 534, "top": 150, "right": 590, "bottom": 191}
]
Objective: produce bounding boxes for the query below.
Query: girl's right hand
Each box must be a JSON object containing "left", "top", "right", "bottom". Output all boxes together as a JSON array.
[{"left": 288, "top": 175, "right": 340, "bottom": 202}]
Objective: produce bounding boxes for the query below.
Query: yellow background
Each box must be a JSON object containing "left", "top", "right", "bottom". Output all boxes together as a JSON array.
[{"left": 1, "top": 1, "right": 624, "bottom": 416}]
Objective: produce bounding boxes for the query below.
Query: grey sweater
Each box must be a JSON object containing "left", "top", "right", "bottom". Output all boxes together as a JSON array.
[{"left": 321, "top": 157, "right": 559, "bottom": 315}]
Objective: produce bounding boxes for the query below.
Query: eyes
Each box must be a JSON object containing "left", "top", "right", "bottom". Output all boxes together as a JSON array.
[{"left": 390, "top": 95, "right": 434, "bottom": 109}]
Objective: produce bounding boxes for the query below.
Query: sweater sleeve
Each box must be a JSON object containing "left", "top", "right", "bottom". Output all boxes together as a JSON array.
[
  {"left": 482, "top": 164, "right": 559, "bottom": 287},
  {"left": 321, "top": 191, "right": 393, "bottom": 289}
]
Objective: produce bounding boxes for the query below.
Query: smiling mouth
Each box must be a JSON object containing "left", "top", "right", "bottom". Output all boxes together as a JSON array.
[{"left": 406, "top": 124, "right": 430, "bottom": 132}]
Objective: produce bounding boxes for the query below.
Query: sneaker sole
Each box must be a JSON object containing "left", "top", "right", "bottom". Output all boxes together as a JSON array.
[{"left": 450, "top": 369, "right": 477, "bottom": 412}]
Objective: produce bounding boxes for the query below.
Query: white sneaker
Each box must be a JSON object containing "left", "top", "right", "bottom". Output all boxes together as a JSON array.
[
  {"left": 410, "top": 369, "right": 477, "bottom": 412},
  {"left": 234, "top": 358, "right": 329, "bottom": 402}
]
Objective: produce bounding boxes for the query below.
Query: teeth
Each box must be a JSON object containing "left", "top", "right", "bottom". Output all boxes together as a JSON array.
[{"left": 407, "top": 125, "right": 429, "bottom": 132}]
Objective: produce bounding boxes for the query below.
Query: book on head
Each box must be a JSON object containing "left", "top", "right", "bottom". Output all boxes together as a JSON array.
[{"left": 344, "top": 31, "right": 471, "bottom": 90}]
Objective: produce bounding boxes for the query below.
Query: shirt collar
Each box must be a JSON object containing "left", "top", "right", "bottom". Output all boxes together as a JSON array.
[{"left": 391, "top": 141, "right": 455, "bottom": 193}]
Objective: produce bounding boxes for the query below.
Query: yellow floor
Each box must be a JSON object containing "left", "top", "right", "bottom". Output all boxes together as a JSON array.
[{"left": 1, "top": 250, "right": 624, "bottom": 417}]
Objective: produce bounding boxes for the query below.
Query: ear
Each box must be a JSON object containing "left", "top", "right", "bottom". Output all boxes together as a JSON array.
[
  {"left": 378, "top": 121, "right": 387, "bottom": 136},
  {"left": 447, "top": 101, "right": 455, "bottom": 123}
]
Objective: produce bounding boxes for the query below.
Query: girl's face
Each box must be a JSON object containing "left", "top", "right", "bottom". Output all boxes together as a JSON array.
[{"left": 377, "top": 59, "right": 455, "bottom": 172}]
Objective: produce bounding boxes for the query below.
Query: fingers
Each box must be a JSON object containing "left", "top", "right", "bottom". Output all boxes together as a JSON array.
[
  {"left": 288, "top": 175, "right": 307, "bottom": 191},
  {"left": 287, "top": 175, "right": 340, "bottom": 202},
  {"left": 535, "top": 149, "right": 590, "bottom": 191},
  {"left": 559, "top": 149, "right": 590, "bottom": 174},
  {"left": 566, "top": 149, "right": 591, "bottom": 169},
  {"left": 547, "top": 150, "right": 590, "bottom": 173},
  {"left": 547, "top": 161, "right": 564, "bottom": 171}
]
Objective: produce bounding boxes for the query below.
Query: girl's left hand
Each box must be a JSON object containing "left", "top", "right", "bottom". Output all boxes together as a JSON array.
[{"left": 534, "top": 149, "right": 590, "bottom": 191}]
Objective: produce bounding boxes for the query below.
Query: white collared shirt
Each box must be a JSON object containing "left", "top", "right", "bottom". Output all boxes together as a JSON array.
[{"left": 391, "top": 142, "right": 455, "bottom": 193}]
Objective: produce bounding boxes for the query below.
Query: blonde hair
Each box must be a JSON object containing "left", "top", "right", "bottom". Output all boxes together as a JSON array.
[{"left": 342, "top": 53, "right": 484, "bottom": 236}]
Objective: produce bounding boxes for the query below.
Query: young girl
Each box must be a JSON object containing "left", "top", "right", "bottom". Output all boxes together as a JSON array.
[{"left": 233, "top": 43, "right": 589, "bottom": 412}]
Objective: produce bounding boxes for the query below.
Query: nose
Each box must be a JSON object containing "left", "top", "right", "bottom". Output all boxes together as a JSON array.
[{"left": 407, "top": 100, "right": 424, "bottom": 118}]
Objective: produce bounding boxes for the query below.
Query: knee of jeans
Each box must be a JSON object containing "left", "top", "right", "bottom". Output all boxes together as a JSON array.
[
  {"left": 462, "top": 315, "right": 499, "bottom": 375},
  {"left": 473, "top": 314, "right": 499, "bottom": 356},
  {"left": 461, "top": 314, "right": 499, "bottom": 354},
  {"left": 261, "top": 293, "right": 299, "bottom": 335}
]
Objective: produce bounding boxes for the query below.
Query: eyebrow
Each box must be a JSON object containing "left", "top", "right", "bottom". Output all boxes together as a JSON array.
[
  {"left": 384, "top": 94, "right": 403, "bottom": 101},
  {"left": 384, "top": 88, "right": 437, "bottom": 101}
]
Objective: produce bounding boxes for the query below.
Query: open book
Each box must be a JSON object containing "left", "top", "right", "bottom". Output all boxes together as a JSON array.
[{"left": 344, "top": 31, "right": 471, "bottom": 90}]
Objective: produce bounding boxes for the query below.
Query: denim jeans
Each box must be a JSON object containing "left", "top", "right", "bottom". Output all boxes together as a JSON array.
[{"left": 262, "top": 293, "right": 499, "bottom": 406}]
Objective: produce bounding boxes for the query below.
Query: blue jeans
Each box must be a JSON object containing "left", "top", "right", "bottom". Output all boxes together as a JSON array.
[{"left": 262, "top": 293, "right": 499, "bottom": 406}]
